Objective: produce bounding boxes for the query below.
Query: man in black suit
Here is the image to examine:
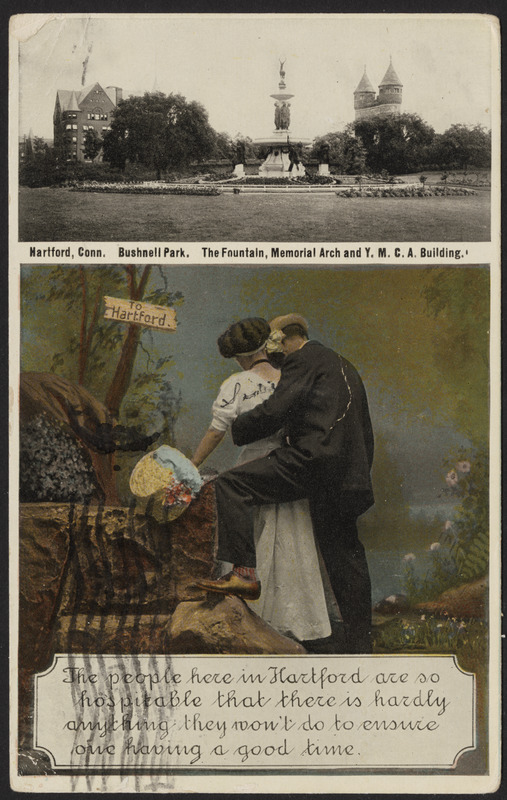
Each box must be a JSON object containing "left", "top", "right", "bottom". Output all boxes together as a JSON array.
[{"left": 196, "top": 314, "right": 374, "bottom": 653}]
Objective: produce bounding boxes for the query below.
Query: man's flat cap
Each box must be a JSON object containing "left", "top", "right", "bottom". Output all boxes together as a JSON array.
[{"left": 269, "top": 314, "right": 309, "bottom": 335}]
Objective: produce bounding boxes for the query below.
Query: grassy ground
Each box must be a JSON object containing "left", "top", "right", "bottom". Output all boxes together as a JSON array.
[
  {"left": 19, "top": 187, "right": 490, "bottom": 242},
  {"left": 372, "top": 614, "right": 488, "bottom": 774}
]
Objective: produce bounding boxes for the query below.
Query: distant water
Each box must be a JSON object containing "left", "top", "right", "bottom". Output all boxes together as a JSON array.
[
  {"left": 367, "top": 501, "right": 458, "bottom": 603},
  {"left": 368, "top": 548, "right": 446, "bottom": 605},
  {"left": 409, "top": 501, "right": 458, "bottom": 520}
]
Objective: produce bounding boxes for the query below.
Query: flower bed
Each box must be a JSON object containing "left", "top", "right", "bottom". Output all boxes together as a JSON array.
[
  {"left": 223, "top": 175, "right": 336, "bottom": 186},
  {"left": 337, "top": 185, "right": 478, "bottom": 199},
  {"left": 70, "top": 181, "right": 222, "bottom": 196},
  {"left": 200, "top": 172, "right": 236, "bottom": 182}
]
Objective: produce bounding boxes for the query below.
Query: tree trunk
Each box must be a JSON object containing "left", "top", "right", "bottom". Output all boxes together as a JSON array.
[
  {"left": 104, "top": 324, "right": 142, "bottom": 419},
  {"left": 104, "top": 265, "right": 151, "bottom": 419}
]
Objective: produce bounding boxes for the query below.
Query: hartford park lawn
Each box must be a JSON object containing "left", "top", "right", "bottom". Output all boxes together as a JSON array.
[{"left": 19, "top": 186, "right": 490, "bottom": 242}]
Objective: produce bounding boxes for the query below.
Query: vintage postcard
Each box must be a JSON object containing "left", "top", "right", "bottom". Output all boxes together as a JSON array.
[{"left": 9, "top": 13, "right": 500, "bottom": 793}]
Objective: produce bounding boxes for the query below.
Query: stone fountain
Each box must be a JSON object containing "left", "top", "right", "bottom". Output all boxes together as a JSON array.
[{"left": 252, "top": 59, "right": 311, "bottom": 178}]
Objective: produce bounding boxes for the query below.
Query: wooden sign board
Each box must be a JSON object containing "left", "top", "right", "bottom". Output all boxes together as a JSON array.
[{"left": 103, "top": 296, "right": 177, "bottom": 332}]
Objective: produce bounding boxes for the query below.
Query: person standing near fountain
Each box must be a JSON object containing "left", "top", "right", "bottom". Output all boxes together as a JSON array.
[{"left": 288, "top": 144, "right": 299, "bottom": 173}]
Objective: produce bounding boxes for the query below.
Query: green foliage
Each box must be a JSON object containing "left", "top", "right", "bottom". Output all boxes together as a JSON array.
[
  {"left": 20, "top": 414, "right": 96, "bottom": 502},
  {"left": 83, "top": 129, "right": 103, "bottom": 161},
  {"left": 353, "top": 114, "right": 435, "bottom": 174},
  {"left": 422, "top": 269, "right": 489, "bottom": 445},
  {"left": 19, "top": 141, "right": 60, "bottom": 187},
  {"left": 21, "top": 264, "right": 184, "bottom": 433},
  {"left": 19, "top": 145, "right": 132, "bottom": 187},
  {"left": 214, "top": 134, "right": 259, "bottom": 163},
  {"left": 402, "top": 550, "right": 459, "bottom": 605},
  {"left": 431, "top": 124, "right": 491, "bottom": 172},
  {"left": 446, "top": 449, "right": 489, "bottom": 582},
  {"left": 24, "top": 265, "right": 125, "bottom": 391},
  {"left": 402, "top": 449, "right": 489, "bottom": 602},
  {"left": 373, "top": 616, "right": 487, "bottom": 666},
  {"left": 343, "top": 116, "right": 491, "bottom": 175},
  {"left": 311, "top": 129, "right": 367, "bottom": 174},
  {"left": 102, "top": 92, "right": 217, "bottom": 178}
]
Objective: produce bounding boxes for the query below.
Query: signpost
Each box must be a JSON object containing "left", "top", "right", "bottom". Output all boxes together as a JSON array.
[{"left": 104, "top": 296, "right": 177, "bottom": 332}]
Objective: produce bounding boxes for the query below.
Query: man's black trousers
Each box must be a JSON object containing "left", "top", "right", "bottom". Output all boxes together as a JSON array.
[{"left": 213, "top": 446, "right": 372, "bottom": 653}]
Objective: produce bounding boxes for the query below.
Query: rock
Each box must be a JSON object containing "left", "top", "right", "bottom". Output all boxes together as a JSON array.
[
  {"left": 18, "top": 490, "right": 216, "bottom": 747},
  {"left": 53, "top": 613, "right": 174, "bottom": 653},
  {"left": 52, "top": 596, "right": 306, "bottom": 656},
  {"left": 373, "top": 593, "right": 410, "bottom": 615},
  {"left": 20, "top": 487, "right": 215, "bottom": 620},
  {"left": 168, "top": 595, "right": 306, "bottom": 654},
  {"left": 20, "top": 372, "right": 119, "bottom": 504},
  {"left": 18, "top": 504, "right": 71, "bottom": 748},
  {"left": 415, "top": 576, "right": 487, "bottom": 619}
]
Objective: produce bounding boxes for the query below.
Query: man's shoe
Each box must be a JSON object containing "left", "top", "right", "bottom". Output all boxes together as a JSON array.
[{"left": 195, "top": 571, "right": 261, "bottom": 601}]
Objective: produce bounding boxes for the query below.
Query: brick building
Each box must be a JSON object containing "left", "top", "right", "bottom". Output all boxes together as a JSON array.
[
  {"left": 53, "top": 82, "right": 122, "bottom": 161},
  {"left": 354, "top": 58, "right": 403, "bottom": 121}
]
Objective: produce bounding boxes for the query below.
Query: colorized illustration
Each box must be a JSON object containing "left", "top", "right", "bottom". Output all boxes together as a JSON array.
[
  {"left": 18, "top": 263, "right": 490, "bottom": 776},
  {"left": 17, "top": 15, "right": 492, "bottom": 242}
]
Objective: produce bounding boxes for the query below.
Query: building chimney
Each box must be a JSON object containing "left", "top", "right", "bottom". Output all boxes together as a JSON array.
[{"left": 106, "top": 86, "right": 123, "bottom": 105}]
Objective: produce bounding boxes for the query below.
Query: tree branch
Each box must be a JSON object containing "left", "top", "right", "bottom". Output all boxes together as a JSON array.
[
  {"left": 78, "top": 267, "right": 88, "bottom": 384},
  {"left": 125, "top": 264, "right": 137, "bottom": 298},
  {"left": 135, "top": 265, "right": 152, "bottom": 300},
  {"left": 81, "top": 281, "right": 103, "bottom": 377}
]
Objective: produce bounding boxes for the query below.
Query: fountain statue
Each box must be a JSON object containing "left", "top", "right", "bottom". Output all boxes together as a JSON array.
[{"left": 255, "top": 59, "right": 310, "bottom": 177}]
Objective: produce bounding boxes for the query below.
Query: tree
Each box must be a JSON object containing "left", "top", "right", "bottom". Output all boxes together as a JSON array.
[
  {"left": 83, "top": 129, "right": 103, "bottom": 161},
  {"left": 19, "top": 138, "right": 60, "bottom": 187},
  {"left": 23, "top": 135, "right": 33, "bottom": 160},
  {"left": 102, "top": 92, "right": 217, "bottom": 178},
  {"left": 310, "top": 130, "right": 367, "bottom": 174},
  {"left": 213, "top": 131, "right": 235, "bottom": 161},
  {"left": 21, "top": 265, "right": 185, "bottom": 499},
  {"left": 22, "top": 264, "right": 184, "bottom": 418},
  {"left": 433, "top": 124, "right": 491, "bottom": 172},
  {"left": 311, "top": 132, "right": 347, "bottom": 168},
  {"left": 353, "top": 113, "right": 435, "bottom": 174}
]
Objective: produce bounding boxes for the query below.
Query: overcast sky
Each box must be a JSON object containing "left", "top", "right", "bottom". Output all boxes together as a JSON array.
[{"left": 15, "top": 13, "right": 495, "bottom": 141}]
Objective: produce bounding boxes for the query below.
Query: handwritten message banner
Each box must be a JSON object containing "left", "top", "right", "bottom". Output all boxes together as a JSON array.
[
  {"left": 103, "top": 296, "right": 177, "bottom": 331},
  {"left": 34, "top": 655, "right": 475, "bottom": 771}
]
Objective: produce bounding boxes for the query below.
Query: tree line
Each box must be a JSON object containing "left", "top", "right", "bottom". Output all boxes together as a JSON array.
[
  {"left": 312, "top": 115, "right": 491, "bottom": 175},
  {"left": 20, "top": 92, "right": 491, "bottom": 186}
]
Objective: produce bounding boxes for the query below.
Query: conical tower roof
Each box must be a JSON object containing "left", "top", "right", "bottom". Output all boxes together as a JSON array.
[
  {"left": 67, "top": 91, "right": 81, "bottom": 112},
  {"left": 379, "top": 58, "right": 402, "bottom": 87},
  {"left": 354, "top": 67, "right": 375, "bottom": 94}
]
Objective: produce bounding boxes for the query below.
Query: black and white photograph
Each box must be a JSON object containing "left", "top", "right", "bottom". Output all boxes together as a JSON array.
[{"left": 16, "top": 14, "right": 494, "bottom": 243}]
